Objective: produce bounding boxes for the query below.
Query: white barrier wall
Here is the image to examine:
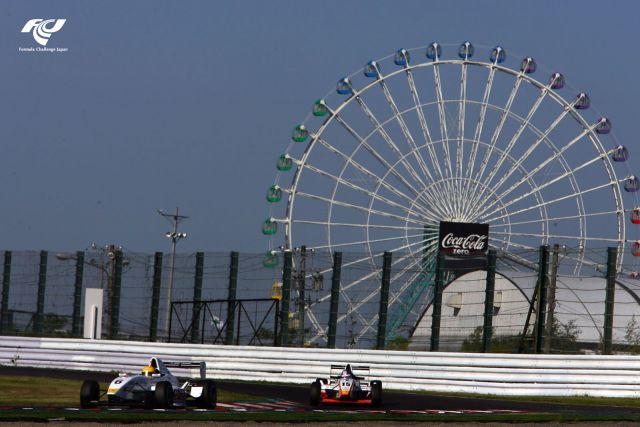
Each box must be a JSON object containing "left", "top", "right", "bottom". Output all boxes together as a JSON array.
[{"left": 2, "top": 336, "right": 640, "bottom": 398}]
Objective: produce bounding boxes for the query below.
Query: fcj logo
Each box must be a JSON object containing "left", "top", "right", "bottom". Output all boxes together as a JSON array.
[{"left": 21, "top": 19, "right": 66, "bottom": 46}]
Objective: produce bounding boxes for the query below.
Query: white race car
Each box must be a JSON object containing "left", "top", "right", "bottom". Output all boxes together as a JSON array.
[
  {"left": 310, "top": 364, "right": 382, "bottom": 407},
  {"left": 80, "top": 357, "right": 216, "bottom": 409}
]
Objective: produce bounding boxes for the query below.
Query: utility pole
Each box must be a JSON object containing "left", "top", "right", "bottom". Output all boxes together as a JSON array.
[{"left": 158, "top": 207, "right": 188, "bottom": 339}]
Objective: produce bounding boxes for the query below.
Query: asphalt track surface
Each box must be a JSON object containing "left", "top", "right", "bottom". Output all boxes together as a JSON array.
[{"left": 2, "top": 366, "right": 640, "bottom": 417}]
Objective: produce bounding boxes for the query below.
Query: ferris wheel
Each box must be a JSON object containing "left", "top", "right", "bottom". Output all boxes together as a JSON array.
[{"left": 262, "top": 42, "right": 640, "bottom": 346}]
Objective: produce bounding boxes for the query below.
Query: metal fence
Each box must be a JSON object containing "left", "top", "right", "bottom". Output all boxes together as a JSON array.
[
  {"left": 168, "top": 299, "right": 279, "bottom": 346},
  {"left": 2, "top": 246, "right": 640, "bottom": 354}
]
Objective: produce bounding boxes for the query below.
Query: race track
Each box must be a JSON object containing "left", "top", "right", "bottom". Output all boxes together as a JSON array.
[{"left": 1, "top": 366, "right": 640, "bottom": 418}]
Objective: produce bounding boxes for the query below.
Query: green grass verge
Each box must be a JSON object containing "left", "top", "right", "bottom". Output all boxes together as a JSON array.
[{"left": 0, "top": 376, "right": 257, "bottom": 406}]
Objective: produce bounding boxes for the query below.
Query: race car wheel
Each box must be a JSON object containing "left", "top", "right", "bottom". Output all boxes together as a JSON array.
[
  {"left": 154, "top": 381, "right": 174, "bottom": 408},
  {"left": 80, "top": 379, "right": 100, "bottom": 408},
  {"left": 309, "top": 380, "right": 321, "bottom": 406},
  {"left": 143, "top": 391, "right": 154, "bottom": 409},
  {"left": 196, "top": 380, "right": 217, "bottom": 409},
  {"left": 370, "top": 380, "right": 382, "bottom": 408}
]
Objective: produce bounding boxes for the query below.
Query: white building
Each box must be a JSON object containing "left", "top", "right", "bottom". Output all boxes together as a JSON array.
[{"left": 410, "top": 269, "right": 640, "bottom": 351}]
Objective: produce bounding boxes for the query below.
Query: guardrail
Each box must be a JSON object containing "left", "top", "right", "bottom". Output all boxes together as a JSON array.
[{"left": 1, "top": 336, "right": 640, "bottom": 398}]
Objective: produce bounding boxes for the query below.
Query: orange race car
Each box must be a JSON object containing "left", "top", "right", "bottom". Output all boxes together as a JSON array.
[{"left": 309, "top": 364, "right": 382, "bottom": 407}]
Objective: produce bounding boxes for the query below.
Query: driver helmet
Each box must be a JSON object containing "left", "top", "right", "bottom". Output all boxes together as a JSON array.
[
  {"left": 341, "top": 365, "right": 353, "bottom": 378},
  {"left": 141, "top": 365, "right": 156, "bottom": 377},
  {"left": 342, "top": 364, "right": 359, "bottom": 379}
]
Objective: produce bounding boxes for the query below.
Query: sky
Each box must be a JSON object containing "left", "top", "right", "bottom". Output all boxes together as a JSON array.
[{"left": 1, "top": 0, "right": 639, "bottom": 254}]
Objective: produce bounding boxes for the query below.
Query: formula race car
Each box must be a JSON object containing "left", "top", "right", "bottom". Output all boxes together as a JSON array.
[
  {"left": 309, "top": 364, "right": 382, "bottom": 407},
  {"left": 80, "top": 357, "right": 216, "bottom": 409}
]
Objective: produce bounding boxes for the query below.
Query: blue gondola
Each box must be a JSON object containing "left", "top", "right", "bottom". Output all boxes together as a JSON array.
[
  {"left": 364, "top": 60, "right": 380, "bottom": 78},
  {"left": 336, "top": 77, "right": 353, "bottom": 95},
  {"left": 426, "top": 42, "right": 441, "bottom": 61},
  {"left": 394, "top": 49, "right": 410, "bottom": 66},
  {"left": 458, "top": 41, "right": 474, "bottom": 59},
  {"left": 490, "top": 46, "right": 506, "bottom": 64}
]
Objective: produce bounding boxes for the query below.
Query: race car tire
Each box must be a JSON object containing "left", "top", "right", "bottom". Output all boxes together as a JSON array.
[
  {"left": 196, "top": 380, "right": 217, "bottom": 409},
  {"left": 80, "top": 379, "right": 100, "bottom": 408},
  {"left": 309, "top": 380, "right": 321, "bottom": 406},
  {"left": 370, "top": 380, "right": 382, "bottom": 407},
  {"left": 315, "top": 377, "right": 327, "bottom": 385},
  {"left": 154, "top": 381, "right": 174, "bottom": 408},
  {"left": 143, "top": 391, "right": 154, "bottom": 409}
]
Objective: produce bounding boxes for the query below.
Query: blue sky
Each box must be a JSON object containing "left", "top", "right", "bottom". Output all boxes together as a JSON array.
[{"left": 1, "top": 1, "right": 639, "bottom": 253}]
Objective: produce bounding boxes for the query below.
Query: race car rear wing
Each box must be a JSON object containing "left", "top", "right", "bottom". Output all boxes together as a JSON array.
[
  {"left": 164, "top": 361, "right": 207, "bottom": 380},
  {"left": 329, "top": 364, "right": 370, "bottom": 380}
]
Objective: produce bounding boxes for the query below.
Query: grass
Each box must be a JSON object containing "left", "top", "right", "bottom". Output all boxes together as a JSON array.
[{"left": 0, "top": 376, "right": 257, "bottom": 406}]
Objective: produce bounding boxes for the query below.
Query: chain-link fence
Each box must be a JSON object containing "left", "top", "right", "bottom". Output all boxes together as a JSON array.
[{"left": 2, "top": 246, "right": 640, "bottom": 354}]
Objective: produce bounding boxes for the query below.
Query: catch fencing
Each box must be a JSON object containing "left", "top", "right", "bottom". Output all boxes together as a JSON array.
[
  {"left": 2, "top": 247, "right": 640, "bottom": 354},
  {"left": 1, "top": 335, "right": 640, "bottom": 398}
]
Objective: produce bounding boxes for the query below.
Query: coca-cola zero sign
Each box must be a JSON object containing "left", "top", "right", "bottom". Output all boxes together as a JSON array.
[{"left": 439, "top": 221, "right": 489, "bottom": 256}]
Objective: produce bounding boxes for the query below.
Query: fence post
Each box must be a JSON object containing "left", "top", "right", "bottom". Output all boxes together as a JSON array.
[
  {"left": 296, "top": 245, "right": 307, "bottom": 346},
  {"left": 534, "top": 245, "right": 550, "bottom": 354},
  {"left": 110, "top": 250, "right": 123, "bottom": 339},
  {"left": 604, "top": 246, "right": 618, "bottom": 355},
  {"left": 430, "top": 252, "right": 444, "bottom": 352},
  {"left": 71, "top": 251, "right": 85, "bottom": 337},
  {"left": 150, "top": 252, "right": 163, "bottom": 341},
  {"left": 544, "top": 244, "right": 560, "bottom": 354},
  {"left": 191, "top": 252, "right": 204, "bottom": 343},
  {"left": 34, "top": 250, "right": 47, "bottom": 335},
  {"left": 376, "top": 251, "right": 392, "bottom": 350},
  {"left": 482, "top": 249, "right": 497, "bottom": 353},
  {"left": 280, "top": 250, "right": 293, "bottom": 346},
  {"left": 0, "top": 251, "right": 12, "bottom": 334},
  {"left": 168, "top": 302, "right": 174, "bottom": 342},
  {"left": 327, "top": 251, "right": 342, "bottom": 348},
  {"left": 273, "top": 299, "right": 280, "bottom": 347},
  {"left": 225, "top": 251, "right": 239, "bottom": 345},
  {"left": 235, "top": 300, "right": 242, "bottom": 345}
]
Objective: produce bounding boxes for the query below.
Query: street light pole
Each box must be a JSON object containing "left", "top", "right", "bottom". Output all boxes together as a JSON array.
[{"left": 158, "top": 207, "right": 188, "bottom": 339}]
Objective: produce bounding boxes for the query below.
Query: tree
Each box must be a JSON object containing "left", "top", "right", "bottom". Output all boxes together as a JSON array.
[
  {"left": 547, "top": 318, "right": 581, "bottom": 353},
  {"left": 461, "top": 318, "right": 582, "bottom": 354},
  {"left": 624, "top": 315, "right": 640, "bottom": 354},
  {"left": 385, "top": 335, "right": 410, "bottom": 350}
]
